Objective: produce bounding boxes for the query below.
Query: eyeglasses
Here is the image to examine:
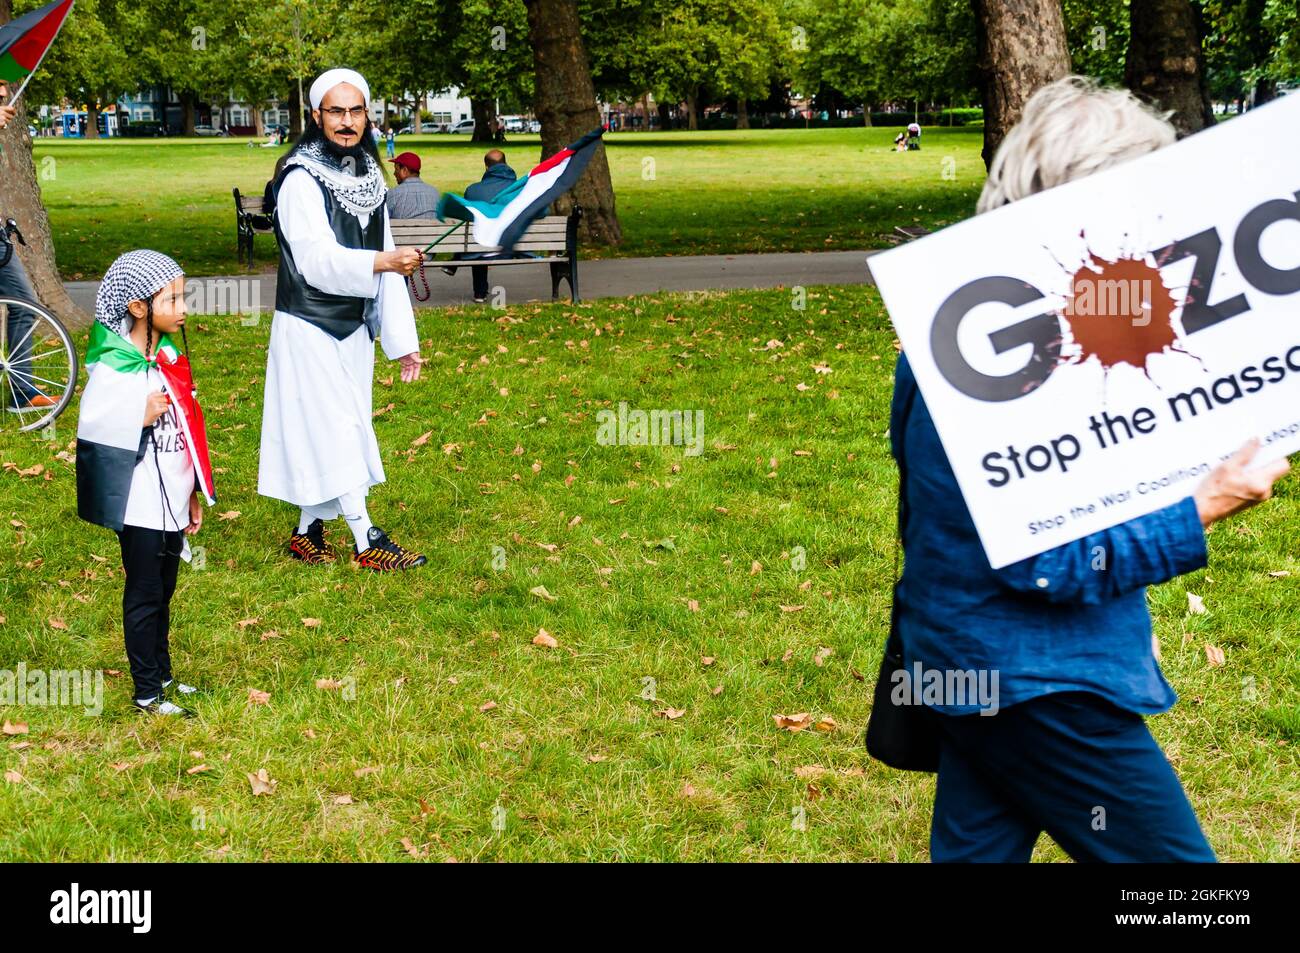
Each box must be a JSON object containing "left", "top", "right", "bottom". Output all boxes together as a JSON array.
[{"left": 320, "top": 106, "right": 367, "bottom": 121}]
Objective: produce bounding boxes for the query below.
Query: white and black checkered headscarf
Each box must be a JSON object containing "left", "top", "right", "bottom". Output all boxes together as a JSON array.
[{"left": 94, "top": 250, "right": 184, "bottom": 338}]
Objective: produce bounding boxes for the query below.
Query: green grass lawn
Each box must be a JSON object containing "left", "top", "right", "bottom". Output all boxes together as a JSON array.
[
  {"left": 34, "top": 127, "right": 987, "bottom": 279},
  {"left": 0, "top": 285, "right": 1296, "bottom": 861}
]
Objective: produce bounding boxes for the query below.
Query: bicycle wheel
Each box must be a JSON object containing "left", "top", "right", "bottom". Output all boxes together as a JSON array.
[{"left": 0, "top": 296, "right": 79, "bottom": 433}]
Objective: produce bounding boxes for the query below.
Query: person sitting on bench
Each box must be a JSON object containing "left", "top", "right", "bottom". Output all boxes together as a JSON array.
[{"left": 442, "top": 149, "right": 526, "bottom": 303}]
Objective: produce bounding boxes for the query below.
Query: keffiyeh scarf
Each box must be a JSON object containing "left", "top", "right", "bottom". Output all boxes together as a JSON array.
[
  {"left": 94, "top": 250, "right": 185, "bottom": 338},
  {"left": 285, "top": 139, "right": 387, "bottom": 217}
]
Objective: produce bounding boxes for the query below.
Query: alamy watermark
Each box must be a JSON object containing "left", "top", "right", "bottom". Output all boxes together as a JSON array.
[
  {"left": 890, "top": 662, "right": 1000, "bottom": 715},
  {"left": 595, "top": 402, "right": 704, "bottom": 457},
  {"left": 0, "top": 664, "right": 103, "bottom": 716}
]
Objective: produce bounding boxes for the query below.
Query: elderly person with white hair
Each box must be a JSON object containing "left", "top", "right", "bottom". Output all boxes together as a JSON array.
[
  {"left": 887, "top": 77, "right": 1290, "bottom": 862},
  {"left": 259, "top": 68, "right": 429, "bottom": 572}
]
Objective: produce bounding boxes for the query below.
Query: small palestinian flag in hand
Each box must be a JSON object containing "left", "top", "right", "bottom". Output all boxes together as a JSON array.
[{"left": 0, "top": 0, "right": 75, "bottom": 102}]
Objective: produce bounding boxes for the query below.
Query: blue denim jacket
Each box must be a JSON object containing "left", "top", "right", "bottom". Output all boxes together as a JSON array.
[{"left": 890, "top": 355, "right": 1207, "bottom": 715}]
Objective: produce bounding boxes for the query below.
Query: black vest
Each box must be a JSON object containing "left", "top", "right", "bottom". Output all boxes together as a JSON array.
[{"left": 273, "top": 169, "right": 385, "bottom": 340}]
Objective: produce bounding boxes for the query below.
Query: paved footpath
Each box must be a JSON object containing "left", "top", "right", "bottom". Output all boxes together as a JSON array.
[{"left": 62, "top": 250, "right": 885, "bottom": 315}]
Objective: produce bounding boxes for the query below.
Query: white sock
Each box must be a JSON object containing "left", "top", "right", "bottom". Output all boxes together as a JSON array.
[
  {"left": 135, "top": 695, "right": 157, "bottom": 706},
  {"left": 297, "top": 510, "right": 314, "bottom": 534},
  {"left": 338, "top": 489, "right": 374, "bottom": 550}
]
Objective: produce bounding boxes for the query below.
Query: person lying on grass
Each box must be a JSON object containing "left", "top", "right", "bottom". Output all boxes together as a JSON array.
[{"left": 76, "top": 251, "right": 213, "bottom": 717}]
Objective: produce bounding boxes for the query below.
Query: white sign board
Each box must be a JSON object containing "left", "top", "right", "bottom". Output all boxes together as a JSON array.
[{"left": 869, "top": 92, "right": 1300, "bottom": 569}]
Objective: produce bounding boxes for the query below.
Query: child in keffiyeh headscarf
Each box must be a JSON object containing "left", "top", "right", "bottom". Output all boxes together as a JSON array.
[{"left": 76, "top": 250, "right": 215, "bottom": 717}]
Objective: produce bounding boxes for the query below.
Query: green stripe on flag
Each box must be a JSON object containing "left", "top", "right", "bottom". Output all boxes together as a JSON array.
[
  {"left": 86, "top": 322, "right": 175, "bottom": 373},
  {"left": 0, "top": 52, "right": 30, "bottom": 83}
]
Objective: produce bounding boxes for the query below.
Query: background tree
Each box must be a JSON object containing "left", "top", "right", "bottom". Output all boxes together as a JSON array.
[
  {"left": 523, "top": 0, "right": 621, "bottom": 244},
  {"left": 1126, "top": 0, "right": 1215, "bottom": 134},
  {"left": 973, "top": 0, "right": 1072, "bottom": 168},
  {"left": 18, "top": 0, "right": 135, "bottom": 140},
  {"left": 0, "top": 0, "right": 86, "bottom": 326},
  {"left": 435, "top": 0, "right": 533, "bottom": 142},
  {"left": 1062, "top": 0, "right": 1129, "bottom": 84}
]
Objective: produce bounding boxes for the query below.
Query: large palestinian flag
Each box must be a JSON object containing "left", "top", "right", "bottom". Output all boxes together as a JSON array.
[
  {"left": 76, "top": 323, "right": 215, "bottom": 531},
  {"left": 436, "top": 128, "right": 604, "bottom": 251},
  {"left": 0, "top": 0, "right": 75, "bottom": 96}
]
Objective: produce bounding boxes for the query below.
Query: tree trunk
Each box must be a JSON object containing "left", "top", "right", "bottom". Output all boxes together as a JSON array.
[
  {"left": 640, "top": 92, "right": 650, "bottom": 130},
  {"left": 1250, "top": 76, "right": 1276, "bottom": 109},
  {"left": 253, "top": 104, "right": 265, "bottom": 137},
  {"left": 523, "top": 0, "right": 622, "bottom": 245},
  {"left": 863, "top": 102, "right": 872, "bottom": 126},
  {"left": 973, "top": 0, "right": 1072, "bottom": 169},
  {"left": 85, "top": 101, "right": 100, "bottom": 140},
  {"left": 686, "top": 88, "right": 698, "bottom": 130},
  {"left": 0, "top": 75, "right": 88, "bottom": 326},
  {"left": 181, "top": 92, "right": 197, "bottom": 135},
  {"left": 1125, "top": 0, "right": 1215, "bottom": 135},
  {"left": 288, "top": 85, "right": 304, "bottom": 136},
  {"left": 736, "top": 98, "right": 749, "bottom": 129},
  {"left": 471, "top": 95, "right": 495, "bottom": 142},
  {"left": 657, "top": 102, "right": 671, "bottom": 130}
]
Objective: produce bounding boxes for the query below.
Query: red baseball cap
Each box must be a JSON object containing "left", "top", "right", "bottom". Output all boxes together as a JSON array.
[{"left": 390, "top": 152, "right": 421, "bottom": 173}]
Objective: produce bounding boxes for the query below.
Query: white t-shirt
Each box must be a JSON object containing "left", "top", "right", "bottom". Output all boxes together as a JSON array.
[{"left": 123, "top": 366, "right": 195, "bottom": 532}]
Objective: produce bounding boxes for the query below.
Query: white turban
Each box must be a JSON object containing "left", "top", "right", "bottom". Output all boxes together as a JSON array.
[{"left": 309, "top": 68, "right": 370, "bottom": 110}]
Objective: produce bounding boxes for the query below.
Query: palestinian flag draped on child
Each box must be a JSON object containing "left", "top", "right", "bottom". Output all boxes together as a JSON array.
[
  {"left": 76, "top": 254, "right": 215, "bottom": 535},
  {"left": 0, "top": 0, "right": 75, "bottom": 100},
  {"left": 435, "top": 128, "right": 604, "bottom": 250}
]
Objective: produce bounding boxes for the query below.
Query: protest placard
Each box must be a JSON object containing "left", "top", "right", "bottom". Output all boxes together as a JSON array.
[{"left": 870, "top": 92, "right": 1300, "bottom": 568}]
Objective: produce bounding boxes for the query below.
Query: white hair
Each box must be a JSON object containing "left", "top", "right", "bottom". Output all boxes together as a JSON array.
[{"left": 977, "top": 76, "right": 1176, "bottom": 214}]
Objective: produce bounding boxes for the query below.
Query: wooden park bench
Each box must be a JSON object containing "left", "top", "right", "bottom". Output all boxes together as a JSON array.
[
  {"left": 232, "top": 187, "right": 274, "bottom": 268},
  {"left": 390, "top": 207, "right": 583, "bottom": 302}
]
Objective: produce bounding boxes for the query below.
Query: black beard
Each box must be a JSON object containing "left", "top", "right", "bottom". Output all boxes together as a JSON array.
[{"left": 322, "top": 135, "right": 368, "bottom": 172}]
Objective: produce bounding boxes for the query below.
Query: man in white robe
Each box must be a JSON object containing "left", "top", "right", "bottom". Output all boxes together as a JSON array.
[{"left": 258, "top": 68, "right": 428, "bottom": 571}]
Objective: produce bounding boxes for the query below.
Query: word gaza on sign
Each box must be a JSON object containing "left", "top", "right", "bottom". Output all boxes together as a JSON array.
[{"left": 869, "top": 91, "right": 1300, "bottom": 569}]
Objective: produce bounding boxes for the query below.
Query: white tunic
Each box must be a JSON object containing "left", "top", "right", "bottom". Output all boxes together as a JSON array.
[{"left": 257, "top": 167, "right": 419, "bottom": 507}]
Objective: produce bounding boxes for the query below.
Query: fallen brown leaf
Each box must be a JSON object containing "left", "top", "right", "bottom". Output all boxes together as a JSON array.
[
  {"left": 247, "top": 769, "right": 277, "bottom": 796},
  {"left": 773, "top": 712, "right": 813, "bottom": 732}
]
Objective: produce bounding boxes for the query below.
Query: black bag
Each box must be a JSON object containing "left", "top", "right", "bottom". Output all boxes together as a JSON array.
[
  {"left": 864, "top": 380, "right": 941, "bottom": 772},
  {"left": 865, "top": 593, "right": 940, "bottom": 771}
]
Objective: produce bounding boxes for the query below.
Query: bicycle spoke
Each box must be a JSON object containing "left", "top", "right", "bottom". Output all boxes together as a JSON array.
[
  {"left": 3, "top": 368, "right": 32, "bottom": 418},
  {"left": 5, "top": 320, "right": 39, "bottom": 359},
  {"left": 26, "top": 347, "right": 73, "bottom": 365},
  {"left": 8, "top": 366, "right": 69, "bottom": 390}
]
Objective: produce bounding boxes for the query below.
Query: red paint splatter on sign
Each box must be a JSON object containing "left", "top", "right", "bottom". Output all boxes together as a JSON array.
[{"left": 1057, "top": 238, "right": 1184, "bottom": 378}]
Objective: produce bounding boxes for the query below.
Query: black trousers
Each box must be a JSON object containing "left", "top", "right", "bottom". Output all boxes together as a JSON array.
[{"left": 117, "top": 525, "right": 183, "bottom": 701}]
